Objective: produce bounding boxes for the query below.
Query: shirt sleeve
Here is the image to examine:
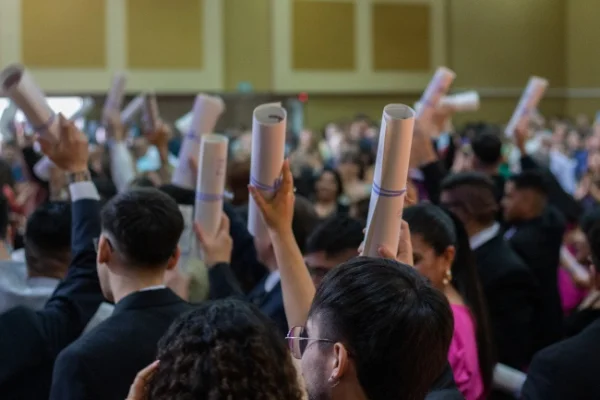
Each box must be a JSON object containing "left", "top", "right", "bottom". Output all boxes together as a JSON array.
[
  {"left": 69, "top": 181, "right": 100, "bottom": 201},
  {"left": 109, "top": 141, "right": 136, "bottom": 192}
]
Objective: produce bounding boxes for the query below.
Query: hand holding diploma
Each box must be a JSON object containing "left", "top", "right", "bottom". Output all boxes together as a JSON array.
[
  {"left": 102, "top": 73, "right": 127, "bottom": 123},
  {"left": 247, "top": 104, "right": 287, "bottom": 241},
  {"left": 416, "top": 67, "right": 456, "bottom": 122},
  {"left": 362, "top": 105, "right": 415, "bottom": 258},
  {"left": 120, "top": 94, "right": 145, "bottom": 125},
  {"left": 439, "top": 91, "right": 480, "bottom": 112},
  {"left": 505, "top": 76, "right": 548, "bottom": 138},
  {"left": 0, "top": 64, "right": 59, "bottom": 141},
  {"left": 143, "top": 92, "right": 160, "bottom": 131}
]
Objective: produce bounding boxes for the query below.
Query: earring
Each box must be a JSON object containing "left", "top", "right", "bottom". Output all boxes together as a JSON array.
[
  {"left": 442, "top": 269, "right": 452, "bottom": 286},
  {"left": 328, "top": 378, "right": 340, "bottom": 388}
]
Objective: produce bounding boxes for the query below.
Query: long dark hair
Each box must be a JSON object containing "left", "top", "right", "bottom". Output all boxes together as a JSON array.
[{"left": 403, "top": 203, "right": 496, "bottom": 393}]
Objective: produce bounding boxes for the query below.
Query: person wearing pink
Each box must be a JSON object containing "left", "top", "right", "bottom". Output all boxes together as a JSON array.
[{"left": 404, "top": 204, "right": 494, "bottom": 400}]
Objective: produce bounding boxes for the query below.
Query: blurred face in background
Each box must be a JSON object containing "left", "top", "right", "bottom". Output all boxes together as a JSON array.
[
  {"left": 586, "top": 136, "right": 600, "bottom": 153},
  {"left": 299, "top": 129, "right": 315, "bottom": 151},
  {"left": 566, "top": 130, "right": 582, "bottom": 153},
  {"left": 336, "top": 153, "right": 362, "bottom": 182},
  {"left": 588, "top": 151, "right": 600, "bottom": 176},
  {"left": 502, "top": 181, "right": 530, "bottom": 223},
  {"left": 131, "top": 137, "right": 149, "bottom": 159},
  {"left": 315, "top": 170, "right": 340, "bottom": 203},
  {"left": 552, "top": 122, "right": 567, "bottom": 145}
]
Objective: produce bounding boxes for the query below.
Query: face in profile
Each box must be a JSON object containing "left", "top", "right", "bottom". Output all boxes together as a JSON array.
[
  {"left": 410, "top": 233, "right": 454, "bottom": 290},
  {"left": 304, "top": 249, "right": 357, "bottom": 288},
  {"left": 501, "top": 181, "right": 528, "bottom": 223}
]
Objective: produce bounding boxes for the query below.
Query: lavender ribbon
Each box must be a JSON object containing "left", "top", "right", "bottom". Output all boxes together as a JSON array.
[
  {"left": 250, "top": 176, "right": 282, "bottom": 192},
  {"left": 33, "top": 113, "right": 56, "bottom": 134},
  {"left": 196, "top": 192, "right": 224, "bottom": 202},
  {"left": 373, "top": 183, "right": 407, "bottom": 198}
]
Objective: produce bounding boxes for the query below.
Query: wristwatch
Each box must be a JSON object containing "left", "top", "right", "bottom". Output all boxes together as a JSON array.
[{"left": 67, "top": 170, "right": 92, "bottom": 183}]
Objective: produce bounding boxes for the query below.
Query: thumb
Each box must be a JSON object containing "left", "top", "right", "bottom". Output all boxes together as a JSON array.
[
  {"left": 377, "top": 246, "right": 395, "bottom": 260},
  {"left": 36, "top": 134, "right": 53, "bottom": 156}
]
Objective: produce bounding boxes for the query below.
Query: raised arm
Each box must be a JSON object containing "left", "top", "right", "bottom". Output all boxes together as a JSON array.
[
  {"left": 105, "top": 111, "right": 136, "bottom": 192},
  {"left": 249, "top": 160, "right": 315, "bottom": 329},
  {"left": 0, "top": 114, "right": 104, "bottom": 384}
]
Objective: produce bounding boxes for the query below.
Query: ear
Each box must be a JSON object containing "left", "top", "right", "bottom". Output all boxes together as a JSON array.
[
  {"left": 166, "top": 246, "right": 181, "bottom": 271},
  {"left": 97, "top": 235, "right": 111, "bottom": 265},
  {"left": 443, "top": 245, "right": 456, "bottom": 267},
  {"left": 329, "top": 342, "right": 350, "bottom": 385}
]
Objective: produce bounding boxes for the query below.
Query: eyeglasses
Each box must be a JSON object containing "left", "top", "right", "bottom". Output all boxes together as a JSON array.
[{"left": 286, "top": 326, "right": 336, "bottom": 360}]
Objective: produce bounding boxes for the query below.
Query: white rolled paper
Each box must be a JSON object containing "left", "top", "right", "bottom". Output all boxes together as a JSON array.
[
  {"left": 69, "top": 97, "right": 95, "bottom": 120},
  {"left": 194, "top": 134, "right": 229, "bottom": 241},
  {"left": 102, "top": 73, "right": 127, "bottom": 121},
  {"left": 33, "top": 155, "right": 54, "bottom": 181},
  {"left": 120, "top": 94, "right": 145, "bottom": 124},
  {"left": 0, "top": 64, "right": 59, "bottom": 141},
  {"left": 493, "top": 364, "right": 526, "bottom": 396},
  {"left": 440, "top": 91, "right": 480, "bottom": 112},
  {"left": 143, "top": 92, "right": 160, "bottom": 131},
  {"left": 0, "top": 101, "right": 17, "bottom": 134},
  {"left": 247, "top": 104, "right": 287, "bottom": 241},
  {"left": 175, "top": 111, "right": 192, "bottom": 134},
  {"left": 172, "top": 94, "right": 225, "bottom": 189},
  {"left": 363, "top": 104, "right": 415, "bottom": 257},
  {"left": 505, "top": 76, "right": 549, "bottom": 138},
  {"left": 415, "top": 67, "right": 456, "bottom": 122}
]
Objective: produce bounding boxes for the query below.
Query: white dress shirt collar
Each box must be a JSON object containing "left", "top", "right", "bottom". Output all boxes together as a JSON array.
[
  {"left": 470, "top": 223, "right": 500, "bottom": 250},
  {"left": 264, "top": 270, "right": 281, "bottom": 293}
]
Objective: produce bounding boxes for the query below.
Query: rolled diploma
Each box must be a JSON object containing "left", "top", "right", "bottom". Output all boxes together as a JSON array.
[
  {"left": 247, "top": 104, "right": 287, "bottom": 240},
  {"left": 505, "top": 76, "right": 548, "bottom": 138},
  {"left": 440, "top": 91, "right": 480, "bottom": 112},
  {"left": 493, "top": 364, "right": 526, "bottom": 395},
  {"left": 194, "top": 134, "right": 229, "bottom": 240},
  {"left": 120, "top": 94, "right": 145, "bottom": 124},
  {"left": 0, "top": 64, "right": 59, "bottom": 141},
  {"left": 143, "top": 92, "right": 160, "bottom": 131},
  {"left": 177, "top": 205, "right": 194, "bottom": 272},
  {"left": 175, "top": 111, "right": 192, "bottom": 134},
  {"left": 415, "top": 67, "right": 456, "bottom": 122},
  {"left": 171, "top": 94, "right": 225, "bottom": 189},
  {"left": 69, "top": 97, "right": 95, "bottom": 120},
  {"left": 0, "top": 101, "right": 17, "bottom": 134},
  {"left": 102, "top": 73, "right": 127, "bottom": 120},
  {"left": 363, "top": 104, "right": 415, "bottom": 257}
]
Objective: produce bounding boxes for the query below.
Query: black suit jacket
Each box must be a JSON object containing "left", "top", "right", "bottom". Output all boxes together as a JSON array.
[
  {"left": 247, "top": 277, "right": 288, "bottom": 336},
  {"left": 473, "top": 233, "right": 536, "bottom": 369},
  {"left": 506, "top": 206, "right": 565, "bottom": 353},
  {"left": 426, "top": 364, "right": 465, "bottom": 399},
  {"left": 50, "top": 288, "right": 192, "bottom": 400},
  {"left": 0, "top": 198, "right": 104, "bottom": 399},
  {"left": 521, "top": 318, "right": 600, "bottom": 400}
]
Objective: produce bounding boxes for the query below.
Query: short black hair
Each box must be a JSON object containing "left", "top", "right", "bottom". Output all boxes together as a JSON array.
[
  {"left": 129, "top": 176, "right": 156, "bottom": 189},
  {"left": 317, "top": 167, "right": 344, "bottom": 198},
  {"left": 0, "top": 194, "right": 8, "bottom": 239},
  {"left": 509, "top": 170, "right": 549, "bottom": 196},
  {"left": 25, "top": 201, "right": 72, "bottom": 275},
  {"left": 159, "top": 184, "right": 195, "bottom": 206},
  {"left": 310, "top": 257, "right": 453, "bottom": 400},
  {"left": 292, "top": 196, "right": 320, "bottom": 253},
  {"left": 100, "top": 188, "right": 184, "bottom": 267},
  {"left": 441, "top": 171, "right": 496, "bottom": 193},
  {"left": 305, "top": 214, "right": 364, "bottom": 256},
  {"left": 471, "top": 131, "right": 503, "bottom": 166}
]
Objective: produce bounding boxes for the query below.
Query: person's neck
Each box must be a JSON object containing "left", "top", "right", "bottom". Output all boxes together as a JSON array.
[
  {"left": 334, "top": 381, "right": 368, "bottom": 400},
  {"left": 466, "top": 222, "right": 495, "bottom": 238},
  {"left": 110, "top": 269, "right": 166, "bottom": 304}
]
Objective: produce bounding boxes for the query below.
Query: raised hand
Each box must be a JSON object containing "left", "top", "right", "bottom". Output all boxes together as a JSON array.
[
  {"left": 360, "top": 220, "right": 414, "bottom": 266},
  {"left": 104, "top": 110, "right": 125, "bottom": 142},
  {"left": 144, "top": 120, "right": 171, "bottom": 149},
  {"left": 194, "top": 213, "right": 233, "bottom": 268},
  {"left": 248, "top": 159, "right": 295, "bottom": 234},
  {"left": 37, "top": 113, "right": 89, "bottom": 173}
]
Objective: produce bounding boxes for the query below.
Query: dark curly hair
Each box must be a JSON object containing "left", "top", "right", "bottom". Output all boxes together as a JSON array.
[{"left": 148, "top": 299, "right": 304, "bottom": 400}]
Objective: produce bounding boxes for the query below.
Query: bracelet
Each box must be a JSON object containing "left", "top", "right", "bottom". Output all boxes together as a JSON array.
[{"left": 66, "top": 170, "right": 91, "bottom": 184}]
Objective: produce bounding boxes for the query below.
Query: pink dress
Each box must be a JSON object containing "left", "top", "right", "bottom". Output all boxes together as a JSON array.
[{"left": 448, "top": 304, "right": 484, "bottom": 400}]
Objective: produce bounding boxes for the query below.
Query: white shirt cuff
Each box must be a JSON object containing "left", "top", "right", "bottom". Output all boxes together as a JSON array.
[{"left": 69, "top": 181, "right": 100, "bottom": 201}]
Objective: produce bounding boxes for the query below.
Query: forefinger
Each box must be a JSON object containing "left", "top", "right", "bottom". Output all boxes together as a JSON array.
[{"left": 280, "top": 159, "right": 294, "bottom": 194}]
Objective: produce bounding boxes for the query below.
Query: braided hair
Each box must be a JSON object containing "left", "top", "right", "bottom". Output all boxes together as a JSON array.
[{"left": 148, "top": 298, "right": 304, "bottom": 400}]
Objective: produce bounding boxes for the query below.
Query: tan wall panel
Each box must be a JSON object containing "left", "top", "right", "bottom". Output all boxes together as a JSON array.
[
  {"left": 566, "top": 0, "right": 600, "bottom": 88},
  {"left": 292, "top": 1, "right": 355, "bottom": 70},
  {"left": 223, "top": 0, "right": 272, "bottom": 91},
  {"left": 372, "top": 3, "right": 430, "bottom": 71},
  {"left": 21, "top": 0, "right": 106, "bottom": 68},
  {"left": 449, "top": 0, "right": 565, "bottom": 88},
  {"left": 126, "top": 0, "right": 203, "bottom": 69}
]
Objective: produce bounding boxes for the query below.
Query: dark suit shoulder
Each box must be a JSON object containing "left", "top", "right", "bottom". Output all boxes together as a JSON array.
[{"left": 475, "top": 235, "right": 533, "bottom": 286}]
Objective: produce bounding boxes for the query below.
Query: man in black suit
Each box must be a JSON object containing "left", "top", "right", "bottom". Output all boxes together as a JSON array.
[
  {"left": 0, "top": 115, "right": 105, "bottom": 399},
  {"left": 521, "top": 220, "right": 600, "bottom": 400},
  {"left": 50, "top": 188, "right": 191, "bottom": 400},
  {"left": 502, "top": 171, "right": 565, "bottom": 354},
  {"left": 441, "top": 172, "right": 537, "bottom": 370}
]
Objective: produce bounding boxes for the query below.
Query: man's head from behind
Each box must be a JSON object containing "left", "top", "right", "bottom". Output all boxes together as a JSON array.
[
  {"left": 440, "top": 172, "right": 498, "bottom": 235},
  {"left": 98, "top": 188, "right": 184, "bottom": 302},
  {"left": 301, "top": 257, "right": 453, "bottom": 400},
  {"left": 304, "top": 215, "right": 363, "bottom": 287},
  {"left": 254, "top": 195, "right": 319, "bottom": 268},
  {"left": 502, "top": 171, "right": 548, "bottom": 223},
  {"left": 25, "top": 201, "right": 72, "bottom": 279},
  {"left": 471, "top": 131, "right": 503, "bottom": 171}
]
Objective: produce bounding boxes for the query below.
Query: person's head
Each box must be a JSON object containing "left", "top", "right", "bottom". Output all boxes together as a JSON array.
[
  {"left": 304, "top": 215, "right": 363, "bottom": 287},
  {"left": 299, "top": 129, "right": 318, "bottom": 152},
  {"left": 148, "top": 299, "right": 304, "bottom": 400},
  {"left": 471, "top": 132, "right": 502, "bottom": 171},
  {"left": 440, "top": 172, "right": 498, "bottom": 235},
  {"left": 254, "top": 195, "right": 319, "bottom": 268},
  {"left": 502, "top": 171, "right": 548, "bottom": 223},
  {"left": 128, "top": 176, "right": 156, "bottom": 189},
  {"left": 566, "top": 129, "right": 582, "bottom": 152},
  {"left": 336, "top": 151, "right": 364, "bottom": 181},
  {"left": 403, "top": 204, "right": 496, "bottom": 391},
  {"left": 97, "top": 188, "right": 184, "bottom": 302},
  {"left": 25, "top": 201, "right": 72, "bottom": 279},
  {"left": 315, "top": 168, "right": 343, "bottom": 203},
  {"left": 297, "top": 257, "right": 453, "bottom": 400}
]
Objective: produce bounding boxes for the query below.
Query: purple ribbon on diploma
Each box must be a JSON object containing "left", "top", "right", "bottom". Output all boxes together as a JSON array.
[
  {"left": 250, "top": 176, "right": 282, "bottom": 192},
  {"left": 185, "top": 131, "right": 201, "bottom": 142},
  {"left": 373, "top": 183, "right": 407, "bottom": 198},
  {"left": 33, "top": 113, "right": 56, "bottom": 134},
  {"left": 196, "top": 192, "right": 224, "bottom": 202}
]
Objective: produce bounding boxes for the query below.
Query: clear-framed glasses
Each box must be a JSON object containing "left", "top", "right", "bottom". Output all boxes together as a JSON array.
[{"left": 286, "top": 326, "right": 336, "bottom": 360}]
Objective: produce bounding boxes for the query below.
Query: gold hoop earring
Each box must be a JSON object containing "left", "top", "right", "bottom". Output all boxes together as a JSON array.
[{"left": 442, "top": 269, "right": 452, "bottom": 286}]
